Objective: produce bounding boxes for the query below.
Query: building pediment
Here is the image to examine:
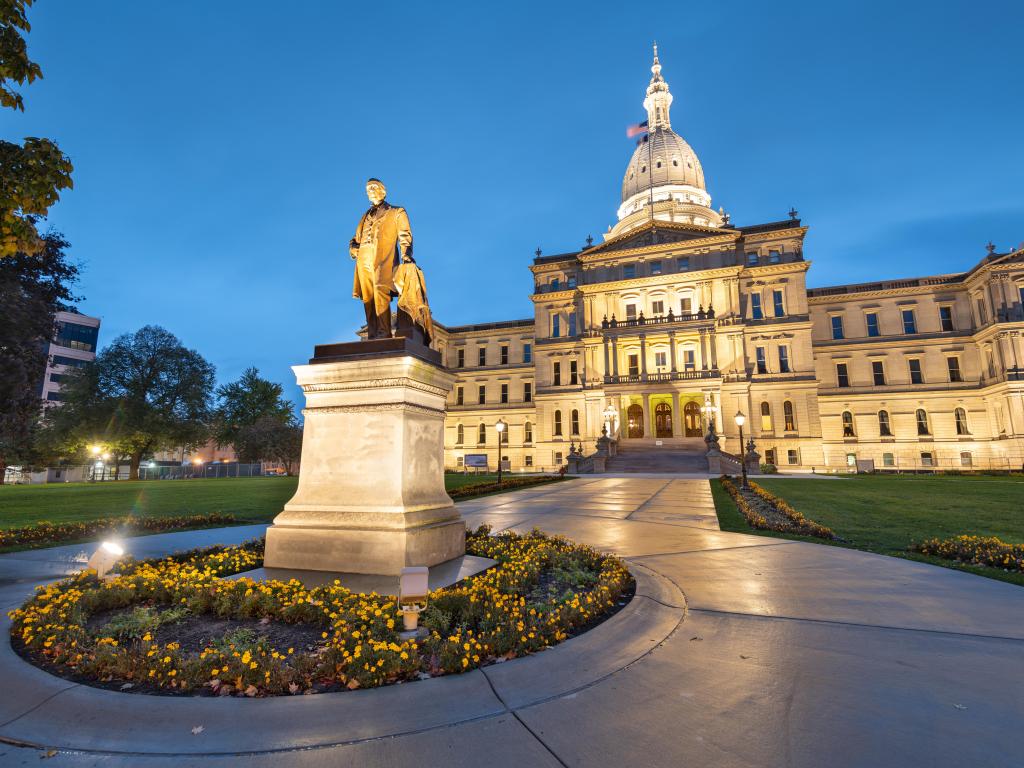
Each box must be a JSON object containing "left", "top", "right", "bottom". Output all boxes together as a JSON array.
[{"left": 585, "top": 221, "right": 738, "bottom": 256}]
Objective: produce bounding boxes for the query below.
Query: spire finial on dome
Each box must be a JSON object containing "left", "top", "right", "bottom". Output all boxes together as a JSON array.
[
  {"left": 651, "top": 42, "right": 663, "bottom": 82},
  {"left": 643, "top": 44, "right": 672, "bottom": 130}
]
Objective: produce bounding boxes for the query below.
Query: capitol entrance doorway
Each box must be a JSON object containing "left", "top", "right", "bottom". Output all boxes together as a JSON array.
[
  {"left": 626, "top": 404, "right": 644, "bottom": 438},
  {"left": 654, "top": 403, "right": 673, "bottom": 438},
  {"left": 683, "top": 401, "right": 702, "bottom": 437}
]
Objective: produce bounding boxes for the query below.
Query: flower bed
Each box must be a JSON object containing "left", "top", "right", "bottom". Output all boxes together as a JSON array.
[
  {"left": 720, "top": 476, "right": 835, "bottom": 540},
  {"left": 9, "top": 527, "right": 632, "bottom": 696},
  {"left": 0, "top": 513, "right": 237, "bottom": 550},
  {"left": 912, "top": 535, "right": 1024, "bottom": 572},
  {"left": 446, "top": 474, "right": 562, "bottom": 499}
]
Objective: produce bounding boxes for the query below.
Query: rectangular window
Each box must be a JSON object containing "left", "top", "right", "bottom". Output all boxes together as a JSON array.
[
  {"left": 49, "top": 372, "right": 67, "bottom": 383},
  {"left": 651, "top": 300, "right": 664, "bottom": 315},
  {"left": 457, "top": 455, "right": 464, "bottom": 466},
  {"left": 523, "top": 343, "right": 532, "bottom": 363},
  {"left": 500, "top": 345, "right": 509, "bottom": 365},
  {"left": 908, "top": 358, "right": 923, "bottom": 384},
  {"left": 567, "top": 312, "right": 577, "bottom": 337},
  {"left": 457, "top": 349, "right": 465, "bottom": 368},
  {"left": 500, "top": 383, "right": 508, "bottom": 403},
  {"left": 628, "top": 354, "right": 640, "bottom": 377},
  {"left": 524, "top": 382, "right": 532, "bottom": 402},
  {"left": 54, "top": 321, "right": 98, "bottom": 353},
  {"left": 755, "top": 346, "right": 767, "bottom": 374},
  {"left": 846, "top": 453, "right": 857, "bottom": 467},
  {"left": 550, "top": 278, "right": 561, "bottom": 291},
  {"left": 746, "top": 252, "right": 759, "bottom": 265},
  {"left": 680, "top": 297, "right": 693, "bottom": 315},
  {"left": 52, "top": 355, "right": 87, "bottom": 368},
  {"left": 947, "top": 357, "right": 962, "bottom": 382},
  {"left": 525, "top": 422, "right": 533, "bottom": 442},
  {"left": 552, "top": 315, "right": 560, "bottom": 337},
  {"left": 567, "top": 275, "right": 577, "bottom": 288},
  {"left": 525, "top": 455, "right": 533, "bottom": 467},
  {"left": 649, "top": 260, "right": 662, "bottom": 275},
  {"left": 778, "top": 346, "right": 790, "bottom": 373},
  {"left": 883, "top": 453, "right": 895, "bottom": 467},
  {"left": 865, "top": 312, "right": 879, "bottom": 337},
  {"left": 569, "top": 360, "right": 578, "bottom": 385},
  {"left": 677, "top": 256, "right": 690, "bottom": 271},
  {"left": 836, "top": 362, "right": 850, "bottom": 387},
  {"left": 625, "top": 304, "right": 637, "bottom": 320},
  {"left": 939, "top": 306, "right": 954, "bottom": 332},
  {"left": 772, "top": 289, "right": 785, "bottom": 317},
  {"left": 654, "top": 351, "right": 667, "bottom": 368},
  {"left": 787, "top": 449, "right": 799, "bottom": 465},
  {"left": 765, "top": 448, "right": 777, "bottom": 465},
  {"left": 554, "top": 452, "right": 564, "bottom": 466},
  {"left": 45, "top": 391, "right": 64, "bottom": 401},
  {"left": 901, "top": 309, "right": 917, "bottom": 334},
  {"left": 478, "top": 385, "right": 486, "bottom": 404},
  {"left": 976, "top": 297, "right": 987, "bottom": 324},
  {"left": 623, "top": 264, "right": 636, "bottom": 279},
  {"left": 960, "top": 452, "right": 973, "bottom": 468},
  {"left": 478, "top": 347, "right": 487, "bottom": 366},
  {"left": 769, "top": 250, "right": 781, "bottom": 263},
  {"left": 831, "top": 315, "right": 845, "bottom": 340},
  {"left": 751, "top": 293, "right": 763, "bottom": 320},
  {"left": 921, "top": 452, "right": 934, "bottom": 467},
  {"left": 553, "top": 362, "right": 561, "bottom": 386},
  {"left": 456, "top": 386, "right": 464, "bottom": 405},
  {"left": 872, "top": 360, "right": 886, "bottom": 386}
]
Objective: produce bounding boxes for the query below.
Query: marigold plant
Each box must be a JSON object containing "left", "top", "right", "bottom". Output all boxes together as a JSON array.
[
  {"left": 721, "top": 476, "right": 834, "bottom": 539},
  {"left": 0, "top": 513, "right": 236, "bottom": 550},
  {"left": 8, "top": 527, "right": 631, "bottom": 696},
  {"left": 913, "top": 534, "right": 1024, "bottom": 572}
]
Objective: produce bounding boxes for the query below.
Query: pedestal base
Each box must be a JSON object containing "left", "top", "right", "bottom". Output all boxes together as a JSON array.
[
  {"left": 263, "top": 345, "right": 463, "bottom": 576},
  {"left": 264, "top": 515, "right": 465, "bottom": 575}
]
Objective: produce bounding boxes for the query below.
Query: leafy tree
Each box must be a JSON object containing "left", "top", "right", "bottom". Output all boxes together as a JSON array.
[
  {"left": 0, "top": 232, "right": 77, "bottom": 483},
  {"left": 1, "top": 1, "right": 74, "bottom": 257},
  {"left": 214, "top": 367, "right": 295, "bottom": 449},
  {"left": 234, "top": 416, "right": 302, "bottom": 475},
  {"left": 47, "top": 326, "right": 215, "bottom": 479}
]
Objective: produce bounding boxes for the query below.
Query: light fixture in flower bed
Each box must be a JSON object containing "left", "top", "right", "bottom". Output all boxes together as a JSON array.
[{"left": 8, "top": 527, "right": 633, "bottom": 696}]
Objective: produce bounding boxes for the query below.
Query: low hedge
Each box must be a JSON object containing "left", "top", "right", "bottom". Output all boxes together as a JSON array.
[
  {"left": 721, "top": 476, "right": 835, "bottom": 540},
  {"left": 912, "top": 535, "right": 1024, "bottom": 572},
  {"left": 0, "top": 513, "right": 236, "bottom": 550},
  {"left": 9, "top": 526, "right": 632, "bottom": 696},
  {"left": 447, "top": 474, "right": 561, "bottom": 499}
]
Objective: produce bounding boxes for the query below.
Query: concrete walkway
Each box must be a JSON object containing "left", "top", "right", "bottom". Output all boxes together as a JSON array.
[{"left": 1, "top": 478, "right": 1022, "bottom": 767}]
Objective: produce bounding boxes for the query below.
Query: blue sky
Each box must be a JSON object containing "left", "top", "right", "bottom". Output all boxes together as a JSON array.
[{"left": 11, "top": 0, "right": 1024, "bottom": 406}]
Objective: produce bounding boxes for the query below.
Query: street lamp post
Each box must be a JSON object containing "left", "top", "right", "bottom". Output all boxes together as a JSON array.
[
  {"left": 495, "top": 418, "right": 507, "bottom": 488},
  {"left": 734, "top": 410, "right": 748, "bottom": 489}
]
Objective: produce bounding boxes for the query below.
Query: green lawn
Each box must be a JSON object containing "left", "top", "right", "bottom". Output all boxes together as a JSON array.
[{"left": 710, "top": 474, "right": 1024, "bottom": 586}]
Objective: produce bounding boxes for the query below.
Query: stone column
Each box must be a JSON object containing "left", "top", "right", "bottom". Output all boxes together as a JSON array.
[
  {"left": 709, "top": 328, "right": 719, "bottom": 370},
  {"left": 265, "top": 350, "right": 463, "bottom": 575},
  {"left": 699, "top": 328, "right": 708, "bottom": 370},
  {"left": 603, "top": 337, "right": 610, "bottom": 379},
  {"left": 640, "top": 334, "right": 648, "bottom": 380},
  {"left": 612, "top": 337, "right": 620, "bottom": 377},
  {"left": 669, "top": 330, "right": 678, "bottom": 373},
  {"left": 642, "top": 393, "right": 652, "bottom": 437},
  {"left": 672, "top": 391, "right": 682, "bottom": 437}
]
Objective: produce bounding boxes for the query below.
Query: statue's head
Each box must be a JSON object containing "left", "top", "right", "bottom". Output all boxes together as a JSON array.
[{"left": 365, "top": 178, "right": 387, "bottom": 206}]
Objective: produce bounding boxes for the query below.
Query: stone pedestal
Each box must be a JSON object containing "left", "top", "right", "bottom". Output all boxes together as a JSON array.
[{"left": 264, "top": 340, "right": 465, "bottom": 575}]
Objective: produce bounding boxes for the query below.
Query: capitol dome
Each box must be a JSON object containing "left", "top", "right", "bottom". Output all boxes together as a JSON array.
[
  {"left": 609, "top": 46, "right": 722, "bottom": 238},
  {"left": 621, "top": 130, "right": 706, "bottom": 202}
]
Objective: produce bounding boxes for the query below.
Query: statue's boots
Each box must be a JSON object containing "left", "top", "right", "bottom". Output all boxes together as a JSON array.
[{"left": 376, "top": 306, "right": 393, "bottom": 338}]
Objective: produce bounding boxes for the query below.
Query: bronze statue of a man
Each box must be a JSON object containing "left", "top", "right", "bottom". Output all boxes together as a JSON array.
[{"left": 349, "top": 178, "right": 412, "bottom": 339}]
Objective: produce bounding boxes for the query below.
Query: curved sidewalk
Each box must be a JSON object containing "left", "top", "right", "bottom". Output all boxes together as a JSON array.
[{"left": 1, "top": 477, "right": 1022, "bottom": 767}]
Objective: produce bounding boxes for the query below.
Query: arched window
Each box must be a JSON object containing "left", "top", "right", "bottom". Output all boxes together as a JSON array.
[
  {"left": 783, "top": 401, "right": 795, "bottom": 431},
  {"left": 456, "top": 424, "right": 464, "bottom": 445},
  {"left": 878, "top": 410, "right": 893, "bottom": 437},
  {"left": 916, "top": 409, "right": 930, "bottom": 436},
  {"left": 842, "top": 411, "right": 855, "bottom": 437},
  {"left": 500, "top": 425, "right": 509, "bottom": 444},
  {"left": 954, "top": 407, "right": 969, "bottom": 435},
  {"left": 553, "top": 410, "right": 563, "bottom": 437},
  {"left": 524, "top": 421, "right": 533, "bottom": 443},
  {"left": 477, "top": 423, "right": 486, "bottom": 445},
  {"left": 571, "top": 409, "right": 580, "bottom": 435},
  {"left": 760, "top": 401, "right": 772, "bottom": 432}
]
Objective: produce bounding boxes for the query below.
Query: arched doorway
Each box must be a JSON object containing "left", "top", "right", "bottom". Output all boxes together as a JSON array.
[
  {"left": 683, "top": 401, "right": 702, "bottom": 437},
  {"left": 654, "top": 402, "right": 673, "bottom": 438},
  {"left": 626, "top": 404, "right": 644, "bottom": 438}
]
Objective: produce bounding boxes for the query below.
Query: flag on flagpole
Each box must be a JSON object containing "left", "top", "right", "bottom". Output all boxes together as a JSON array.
[{"left": 626, "top": 120, "right": 648, "bottom": 138}]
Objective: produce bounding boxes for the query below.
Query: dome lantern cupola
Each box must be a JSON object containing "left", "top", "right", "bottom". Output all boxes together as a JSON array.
[{"left": 609, "top": 45, "right": 723, "bottom": 239}]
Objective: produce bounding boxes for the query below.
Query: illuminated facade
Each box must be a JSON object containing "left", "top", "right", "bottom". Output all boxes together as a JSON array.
[{"left": 431, "top": 49, "right": 1024, "bottom": 473}]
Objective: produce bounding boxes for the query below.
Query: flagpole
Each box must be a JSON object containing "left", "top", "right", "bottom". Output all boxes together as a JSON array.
[{"left": 648, "top": 129, "right": 654, "bottom": 229}]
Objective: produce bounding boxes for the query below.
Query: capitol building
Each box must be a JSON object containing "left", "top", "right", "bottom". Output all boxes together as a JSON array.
[{"left": 429, "top": 48, "right": 1024, "bottom": 474}]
